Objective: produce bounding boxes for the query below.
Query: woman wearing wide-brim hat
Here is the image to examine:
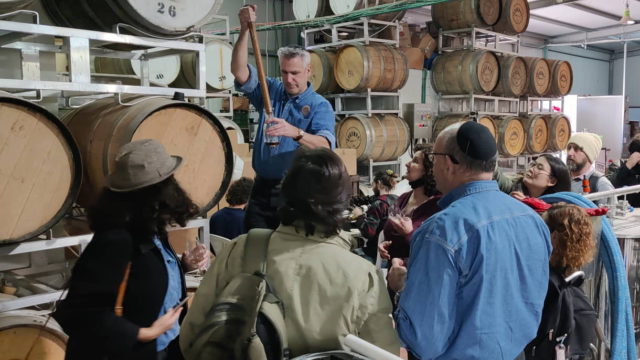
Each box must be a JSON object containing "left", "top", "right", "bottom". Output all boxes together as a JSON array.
[{"left": 54, "top": 139, "right": 209, "bottom": 360}]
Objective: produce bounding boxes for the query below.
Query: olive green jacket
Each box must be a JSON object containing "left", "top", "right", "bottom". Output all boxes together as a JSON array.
[
  {"left": 494, "top": 167, "right": 524, "bottom": 195},
  {"left": 180, "top": 225, "right": 400, "bottom": 357}
]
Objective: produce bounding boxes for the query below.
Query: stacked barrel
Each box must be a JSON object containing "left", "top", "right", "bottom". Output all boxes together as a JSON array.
[{"left": 429, "top": 0, "right": 573, "bottom": 157}]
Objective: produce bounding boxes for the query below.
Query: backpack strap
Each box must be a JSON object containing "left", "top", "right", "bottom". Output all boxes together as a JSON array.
[
  {"left": 243, "top": 229, "right": 275, "bottom": 276},
  {"left": 589, "top": 172, "right": 603, "bottom": 193}
]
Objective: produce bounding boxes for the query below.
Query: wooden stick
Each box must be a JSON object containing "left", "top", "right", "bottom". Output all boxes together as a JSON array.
[{"left": 248, "top": 22, "right": 272, "bottom": 117}]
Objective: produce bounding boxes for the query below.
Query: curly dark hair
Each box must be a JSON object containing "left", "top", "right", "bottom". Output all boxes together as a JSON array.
[
  {"left": 413, "top": 143, "right": 439, "bottom": 197},
  {"left": 373, "top": 170, "right": 399, "bottom": 191},
  {"left": 225, "top": 177, "right": 254, "bottom": 206},
  {"left": 544, "top": 203, "right": 596, "bottom": 276},
  {"left": 278, "top": 148, "right": 351, "bottom": 237},
  {"left": 88, "top": 176, "right": 200, "bottom": 240}
]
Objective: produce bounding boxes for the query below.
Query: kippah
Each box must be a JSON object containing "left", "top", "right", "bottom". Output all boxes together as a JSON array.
[{"left": 456, "top": 121, "right": 497, "bottom": 161}]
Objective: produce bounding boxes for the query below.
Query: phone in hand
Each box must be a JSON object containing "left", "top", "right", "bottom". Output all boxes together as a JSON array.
[{"left": 174, "top": 294, "right": 193, "bottom": 309}]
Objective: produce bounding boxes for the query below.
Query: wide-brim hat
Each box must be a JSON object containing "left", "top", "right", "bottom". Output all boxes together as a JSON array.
[{"left": 107, "top": 139, "right": 182, "bottom": 192}]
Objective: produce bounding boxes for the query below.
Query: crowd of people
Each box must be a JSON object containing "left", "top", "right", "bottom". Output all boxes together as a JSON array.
[{"left": 50, "top": 5, "right": 639, "bottom": 360}]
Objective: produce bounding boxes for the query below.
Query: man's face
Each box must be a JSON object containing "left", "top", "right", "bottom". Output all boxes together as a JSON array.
[
  {"left": 566, "top": 143, "right": 589, "bottom": 173},
  {"left": 280, "top": 56, "right": 310, "bottom": 96}
]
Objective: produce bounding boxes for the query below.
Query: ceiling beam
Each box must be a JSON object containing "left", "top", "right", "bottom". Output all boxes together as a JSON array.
[
  {"left": 564, "top": 3, "right": 621, "bottom": 22},
  {"left": 528, "top": 0, "right": 581, "bottom": 10},
  {"left": 530, "top": 14, "right": 592, "bottom": 32},
  {"left": 548, "top": 23, "right": 640, "bottom": 43}
]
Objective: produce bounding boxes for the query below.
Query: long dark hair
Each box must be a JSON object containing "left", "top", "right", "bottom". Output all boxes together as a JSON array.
[
  {"left": 88, "top": 176, "right": 199, "bottom": 240},
  {"left": 522, "top": 154, "right": 571, "bottom": 196},
  {"left": 413, "top": 143, "right": 439, "bottom": 197},
  {"left": 278, "top": 148, "right": 351, "bottom": 237}
]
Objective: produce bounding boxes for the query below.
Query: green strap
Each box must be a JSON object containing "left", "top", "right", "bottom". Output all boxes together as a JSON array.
[{"left": 242, "top": 229, "right": 274, "bottom": 276}]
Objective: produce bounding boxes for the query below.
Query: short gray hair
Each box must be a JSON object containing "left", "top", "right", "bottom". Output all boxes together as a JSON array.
[
  {"left": 438, "top": 122, "right": 497, "bottom": 173},
  {"left": 277, "top": 46, "right": 311, "bottom": 67}
]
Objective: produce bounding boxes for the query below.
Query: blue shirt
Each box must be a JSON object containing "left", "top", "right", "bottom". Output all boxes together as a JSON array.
[
  {"left": 236, "top": 64, "right": 336, "bottom": 179},
  {"left": 396, "top": 181, "right": 551, "bottom": 360},
  {"left": 152, "top": 236, "right": 182, "bottom": 351},
  {"left": 209, "top": 207, "right": 246, "bottom": 240}
]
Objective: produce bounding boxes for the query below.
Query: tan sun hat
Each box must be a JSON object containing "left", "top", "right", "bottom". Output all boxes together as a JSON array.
[{"left": 107, "top": 139, "right": 182, "bottom": 192}]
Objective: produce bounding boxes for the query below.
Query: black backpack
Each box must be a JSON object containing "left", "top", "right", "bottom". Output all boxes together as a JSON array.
[{"left": 525, "top": 269, "right": 598, "bottom": 360}]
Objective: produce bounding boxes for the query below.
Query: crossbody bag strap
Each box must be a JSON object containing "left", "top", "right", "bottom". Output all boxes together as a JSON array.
[{"left": 243, "top": 229, "right": 275, "bottom": 276}]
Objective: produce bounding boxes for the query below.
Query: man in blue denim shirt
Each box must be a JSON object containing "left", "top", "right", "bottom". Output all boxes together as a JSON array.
[
  {"left": 388, "top": 122, "right": 551, "bottom": 360},
  {"left": 232, "top": 5, "right": 335, "bottom": 230}
]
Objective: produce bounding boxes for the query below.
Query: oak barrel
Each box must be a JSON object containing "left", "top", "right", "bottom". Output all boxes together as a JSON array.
[
  {"left": 523, "top": 57, "right": 551, "bottom": 97},
  {"left": 63, "top": 97, "right": 233, "bottom": 213},
  {"left": 495, "top": 116, "right": 526, "bottom": 156},
  {"left": 545, "top": 114, "right": 572, "bottom": 151},
  {"left": 335, "top": 44, "right": 408, "bottom": 92},
  {"left": 492, "top": 0, "right": 530, "bottom": 35},
  {"left": 432, "top": 0, "right": 501, "bottom": 30},
  {"left": 0, "top": 310, "right": 67, "bottom": 359},
  {"left": 336, "top": 114, "right": 410, "bottom": 162},
  {"left": 171, "top": 39, "right": 234, "bottom": 91},
  {"left": 493, "top": 55, "right": 528, "bottom": 97},
  {"left": 292, "top": 0, "right": 332, "bottom": 20},
  {"left": 329, "top": 0, "right": 405, "bottom": 21},
  {"left": 0, "top": 94, "right": 81, "bottom": 244},
  {"left": 523, "top": 115, "right": 549, "bottom": 154},
  {"left": 310, "top": 49, "right": 340, "bottom": 94},
  {"left": 431, "top": 50, "right": 500, "bottom": 95},
  {"left": 94, "top": 54, "right": 181, "bottom": 87},
  {"left": 432, "top": 115, "right": 497, "bottom": 143},
  {"left": 546, "top": 59, "right": 573, "bottom": 97},
  {"left": 40, "top": 0, "right": 223, "bottom": 36}
]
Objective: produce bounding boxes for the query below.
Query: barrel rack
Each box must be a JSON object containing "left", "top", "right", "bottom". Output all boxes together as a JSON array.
[
  {"left": 0, "top": 12, "right": 226, "bottom": 312},
  {"left": 304, "top": 17, "right": 405, "bottom": 181},
  {"left": 438, "top": 27, "right": 520, "bottom": 56}
]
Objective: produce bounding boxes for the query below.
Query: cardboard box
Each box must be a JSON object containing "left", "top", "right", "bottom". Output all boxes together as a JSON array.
[
  {"left": 401, "top": 48, "right": 425, "bottom": 70},
  {"left": 334, "top": 148, "right": 357, "bottom": 176}
]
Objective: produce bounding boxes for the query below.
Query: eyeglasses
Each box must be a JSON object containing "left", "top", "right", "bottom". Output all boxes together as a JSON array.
[
  {"left": 426, "top": 152, "right": 459, "bottom": 164},
  {"left": 527, "top": 161, "right": 551, "bottom": 176}
]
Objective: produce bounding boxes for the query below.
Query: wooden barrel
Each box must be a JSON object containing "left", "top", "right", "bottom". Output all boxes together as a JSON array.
[
  {"left": 523, "top": 57, "right": 551, "bottom": 97},
  {"left": 495, "top": 116, "right": 526, "bottom": 156},
  {"left": 94, "top": 54, "right": 181, "bottom": 87},
  {"left": 432, "top": 0, "right": 501, "bottom": 30},
  {"left": 493, "top": 55, "right": 528, "bottom": 97},
  {"left": 0, "top": 310, "right": 67, "bottom": 359},
  {"left": 545, "top": 114, "right": 572, "bottom": 151},
  {"left": 40, "top": 0, "right": 222, "bottom": 36},
  {"left": 523, "top": 115, "right": 548, "bottom": 154},
  {"left": 492, "top": 0, "right": 530, "bottom": 35},
  {"left": 336, "top": 114, "right": 410, "bottom": 162},
  {"left": 0, "top": 94, "right": 82, "bottom": 244},
  {"left": 432, "top": 115, "right": 497, "bottom": 143},
  {"left": 310, "top": 49, "right": 340, "bottom": 94},
  {"left": 335, "top": 44, "right": 408, "bottom": 92},
  {"left": 431, "top": 50, "right": 499, "bottom": 95},
  {"left": 328, "top": 0, "right": 405, "bottom": 21},
  {"left": 171, "top": 39, "right": 234, "bottom": 91},
  {"left": 292, "top": 0, "right": 332, "bottom": 20},
  {"left": 63, "top": 97, "right": 233, "bottom": 213},
  {"left": 546, "top": 59, "right": 573, "bottom": 97}
]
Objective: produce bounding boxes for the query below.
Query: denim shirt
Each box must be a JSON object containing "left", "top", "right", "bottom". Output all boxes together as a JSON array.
[
  {"left": 396, "top": 181, "right": 551, "bottom": 360},
  {"left": 152, "top": 236, "right": 182, "bottom": 351},
  {"left": 236, "top": 64, "right": 336, "bottom": 179}
]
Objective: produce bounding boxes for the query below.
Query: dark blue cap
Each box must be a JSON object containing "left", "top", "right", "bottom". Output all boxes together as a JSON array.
[{"left": 456, "top": 121, "right": 497, "bottom": 161}]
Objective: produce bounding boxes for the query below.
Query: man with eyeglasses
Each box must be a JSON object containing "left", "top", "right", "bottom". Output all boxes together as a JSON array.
[
  {"left": 232, "top": 5, "right": 336, "bottom": 231},
  {"left": 388, "top": 121, "right": 551, "bottom": 360},
  {"left": 565, "top": 132, "right": 614, "bottom": 194}
]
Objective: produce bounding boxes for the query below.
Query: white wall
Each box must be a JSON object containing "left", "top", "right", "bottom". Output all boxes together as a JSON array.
[{"left": 612, "top": 55, "right": 640, "bottom": 106}]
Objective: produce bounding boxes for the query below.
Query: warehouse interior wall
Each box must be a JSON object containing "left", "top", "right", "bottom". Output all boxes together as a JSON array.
[{"left": 612, "top": 55, "right": 640, "bottom": 106}]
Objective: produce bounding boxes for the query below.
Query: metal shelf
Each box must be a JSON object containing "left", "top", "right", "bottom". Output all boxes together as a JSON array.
[
  {"left": 365, "top": 158, "right": 403, "bottom": 182},
  {"left": 438, "top": 27, "right": 520, "bottom": 56},
  {"left": 304, "top": 17, "right": 401, "bottom": 49},
  {"left": 519, "top": 96, "right": 565, "bottom": 115},
  {"left": 0, "top": 16, "right": 207, "bottom": 98},
  {"left": 438, "top": 94, "right": 520, "bottom": 117},
  {"left": 327, "top": 89, "right": 401, "bottom": 117}
]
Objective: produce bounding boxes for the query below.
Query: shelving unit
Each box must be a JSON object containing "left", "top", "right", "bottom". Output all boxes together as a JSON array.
[
  {"left": 438, "top": 27, "right": 520, "bottom": 56},
  {"left": 519, "top": 96, "right": 564, "bottom": 115},
  {"left": 438, "top": 94, "right": 520, "bottom": 117},
  {"left": 303, "top": 17, "right": 401, "bottom": 50}
]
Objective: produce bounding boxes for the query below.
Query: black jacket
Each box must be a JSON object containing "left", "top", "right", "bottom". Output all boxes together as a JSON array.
[
  {"left": 613, "top": 164, "right": 640, "bottom": 207},
  {"left": 53, "top": 228, "right": 186, "bottom": 360}
]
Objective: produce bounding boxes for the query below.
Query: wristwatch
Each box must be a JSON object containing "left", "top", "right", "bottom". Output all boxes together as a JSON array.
[{"left": 293, "top": 128, "right": 305, "bottom": 142}]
